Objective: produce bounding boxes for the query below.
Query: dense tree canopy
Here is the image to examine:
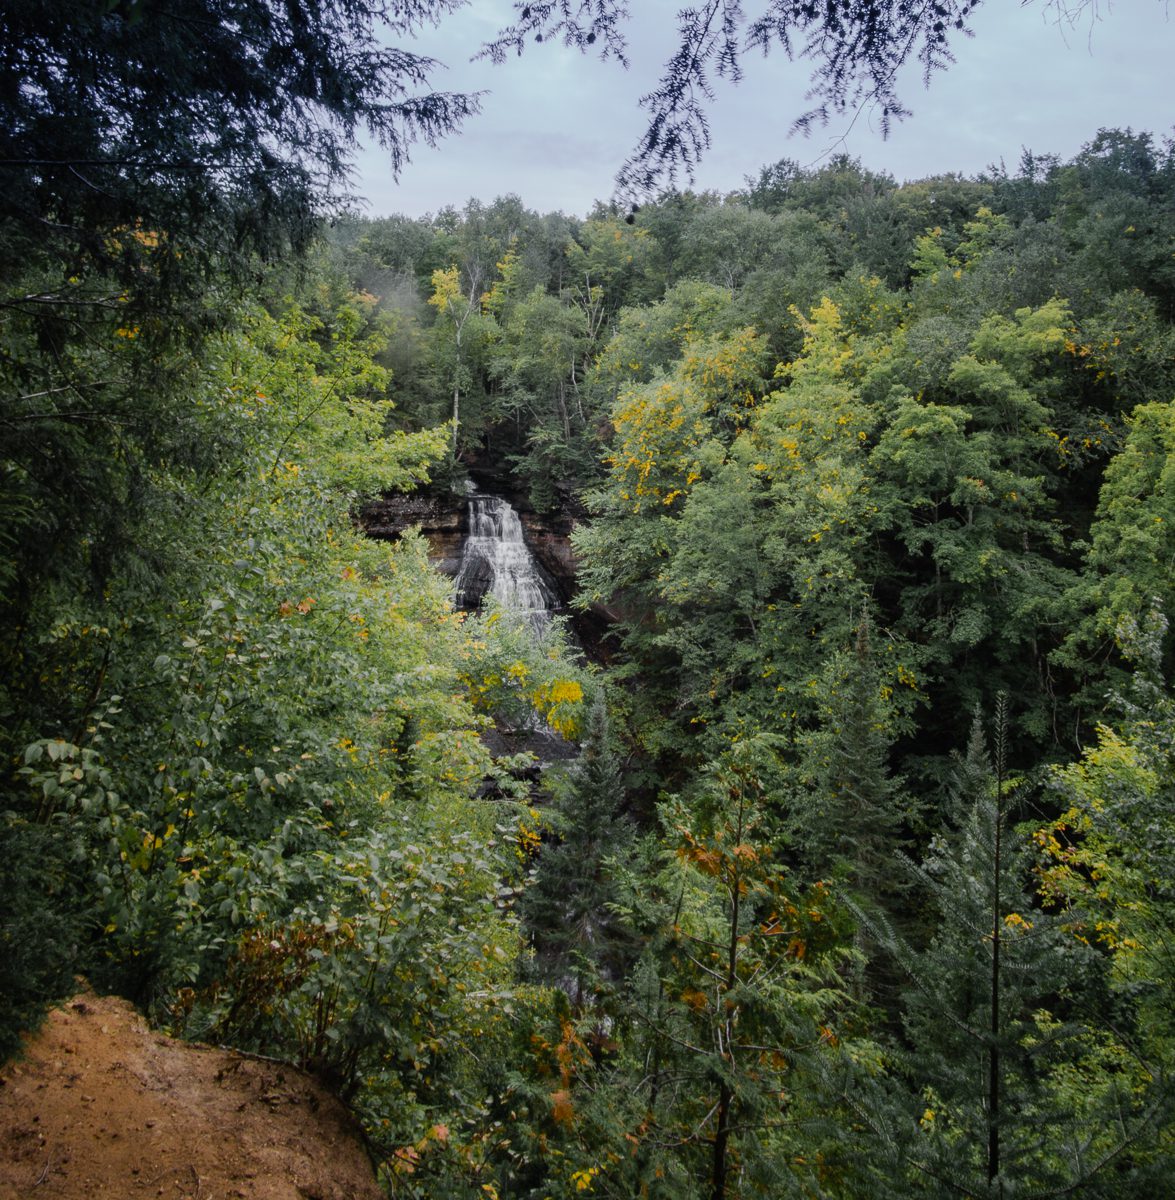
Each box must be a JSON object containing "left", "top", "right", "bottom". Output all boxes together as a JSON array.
[{"left": 5, "top": 0, "right": 1175, "bottom": 1191}]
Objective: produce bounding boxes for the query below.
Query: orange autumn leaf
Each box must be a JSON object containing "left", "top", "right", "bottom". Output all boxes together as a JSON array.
[{"left": 551, "top": 1088, "right": 575, "bottom": 1128}]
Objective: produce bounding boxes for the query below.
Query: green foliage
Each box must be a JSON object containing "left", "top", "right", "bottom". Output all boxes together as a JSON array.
[
  {"left": 1, "top": 0, "right": 476, "bottom": 287},
  {"left": 8, "top": 100, "right": 1175, "bottom": 1195},
  {"left": 426, "top": 262, "right": 497, "bottom": 452},
  {"left": 1063, "top": 399, "right": 1175, "bottom": 688},
  {"left": 592, "top": 279, "right": 749, "bottom": 395},
  {"left": 522, "top": 692, "right": 634, "bottom": 1002},
  {"left": 187, "top": 821, "right": 518, "bottom": 1103},
  {"left": 616, "top": 739, "right": 858, "bottom": 1198},
  {"left": 458, "top": 604, "right": 590, "bottom": 741},
  {"left": 855, "top": 706, "right": 1154, "bottom": 1196},
  {"left": 545, "top": 141, "right": 1175, "bottom": 1187},
  {"left": 490, "top": 282, "right": 594, "bottom": 508},
  {"left": 0, "top": 822, "right": 83, "bottom": 1059},
  {"left": 3, "top": 291, "right": 471, "bottom": 1005},
  {"left": 1045, "top": 613, "right": 1175, "bottom": 1088},
  {"left": 798, "top": 614, "right": 912, "bottom": 901}
]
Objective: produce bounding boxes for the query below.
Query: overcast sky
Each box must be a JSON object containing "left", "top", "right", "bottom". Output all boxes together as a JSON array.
[{"left": 351, "top": 0, "right": 1175, "bottom": 219}]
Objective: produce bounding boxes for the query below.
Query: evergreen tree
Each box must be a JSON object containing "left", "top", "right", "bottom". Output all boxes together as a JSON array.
[
  {"left": 858, "top": 702, "right": 1143, "bottom": 1196},
  {"left": 807, "top": 612, "right": 910, "bottom": 900},
  {"left": 522, "top": 693, "right": 633, "bottom": 1005},
  {"left": 1, "top": 0, "right": 476, "bottom": 281}
]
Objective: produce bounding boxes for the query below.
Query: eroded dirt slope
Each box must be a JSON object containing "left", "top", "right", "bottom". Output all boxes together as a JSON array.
[{"left": 0, "top": 991, "right": 382, "bottom": 1200}]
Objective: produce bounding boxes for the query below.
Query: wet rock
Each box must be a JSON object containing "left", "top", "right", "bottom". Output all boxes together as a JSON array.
[{"left": 357, "top": 492, "right": 463, "bottom": 574}]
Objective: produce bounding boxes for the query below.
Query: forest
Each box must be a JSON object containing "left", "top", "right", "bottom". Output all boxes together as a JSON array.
[{"left": 4, "top": 2, "right": 1175, "bottom": 1197}]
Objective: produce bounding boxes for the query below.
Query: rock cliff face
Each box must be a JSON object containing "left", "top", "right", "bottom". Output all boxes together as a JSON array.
[
  {"left": 358, "top": 491, "right": 465, "bottom": 577},
  {"left": 516, "top": 508, "right": 578, "bottom": 605}
]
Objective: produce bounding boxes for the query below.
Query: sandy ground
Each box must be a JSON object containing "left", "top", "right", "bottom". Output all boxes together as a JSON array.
[{"left": 0, "top": 991, "right": 383, "bottom": 1200}]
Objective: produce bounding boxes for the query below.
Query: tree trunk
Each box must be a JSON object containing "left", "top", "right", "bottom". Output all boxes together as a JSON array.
[
  {"left": 710, "top": 1078, "right": 733, "bottom": 1200},
  {"left": 711, "top": 791, "right": 744, "bottom": 1200},
  {"left": 988, "top": 705, "right": 1007, "bottom": 1194}
]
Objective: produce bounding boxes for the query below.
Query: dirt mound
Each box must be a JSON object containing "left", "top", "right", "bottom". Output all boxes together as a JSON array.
[{"left": 0, "top": 991, "right": 382, "bottom": 1200}]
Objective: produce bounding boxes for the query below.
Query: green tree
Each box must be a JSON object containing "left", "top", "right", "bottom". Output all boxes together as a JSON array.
[
  {"left": 522, "top": 693, "right": 633, "bottom": 1005},
  {"left": 0, "top": 0, "right": 479, "bottom": 695},
  {"left": 802, "top": 614, "right": 911, "bottom": 904},
  {"left": 870, "top": 299, "right": 1078, "bottom": 743},
  {"left": 0, "top": 280, "right": 568, "bottom": 1192},
  {"left": 858, "top": 704, "right": 1144, "bottom": 1197},
  {"left": 1041, "top": 613, "right": 1175, "bottom": 1189},
  {"left": 427, "top": 263, "right": 496, "bottom": 452},
  {"left": 564, "top": 215, "right": 656, "bottom": 340},
  {"left": 1062, "top": 398, "right": 1175, "bottom": 696},
  {"left": 490, "top": 283, "right": 592, "bottom": 505},
  {"left": 592, "top": 278, "right": 746, "bottom": 396},
  {"left": 1, "top": 0, "right": 477, "bottom": 289},
  {"left": 619, "top": 740, "right": 853, "bottom": 1199}
]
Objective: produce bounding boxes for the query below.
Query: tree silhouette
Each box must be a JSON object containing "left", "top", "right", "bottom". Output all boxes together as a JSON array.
[{"left": 1, "top": 0, "right": 478, "bottom": 283}]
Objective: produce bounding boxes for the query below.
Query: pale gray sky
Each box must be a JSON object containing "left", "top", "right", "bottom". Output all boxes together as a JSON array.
[{"left": 352, "top": 0, "right": 1175, "bottom": 218}]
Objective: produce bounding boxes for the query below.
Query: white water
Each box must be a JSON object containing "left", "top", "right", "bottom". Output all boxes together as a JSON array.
[{"left": 453, "top": 486, "right": 560, "bottom": 630}]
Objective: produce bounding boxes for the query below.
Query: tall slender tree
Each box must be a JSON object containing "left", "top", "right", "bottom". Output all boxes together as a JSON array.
[
  {"left": 857, "top": 701, "right": 1144, "bottom": 1196},
  {"left": 522, "top": 692, "right": 633, "bottom": 1005}
]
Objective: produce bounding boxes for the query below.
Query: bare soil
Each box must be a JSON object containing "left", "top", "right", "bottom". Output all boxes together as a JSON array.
[{"left": 0, "top": 990, "right": 383, "bottom": 1200}]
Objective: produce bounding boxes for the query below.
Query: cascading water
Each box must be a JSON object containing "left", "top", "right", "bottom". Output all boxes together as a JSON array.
[{"left": 453, "top": 485, "right": 561, "bottom": 631}]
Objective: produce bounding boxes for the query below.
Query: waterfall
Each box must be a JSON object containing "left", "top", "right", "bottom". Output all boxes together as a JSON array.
[{"left": 453, "top": 486, "right": 560, "bottom": 630}]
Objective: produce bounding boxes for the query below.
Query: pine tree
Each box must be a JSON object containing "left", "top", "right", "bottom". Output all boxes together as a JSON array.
[
  {"left": 856, "top": 700, "right": 1145, "bottom": 1196},
  {"left": 522, "top": 693, "right": 633, "bottom": 1005},
  {"left": 810, "top": 612, "right": 910, "bottom": 902},
  {"left": 803, "top": 612, "right": 915, "bottom": 1015},
  {"left": 616, "top": 740, "right": 855, "bottom": 1199}
]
